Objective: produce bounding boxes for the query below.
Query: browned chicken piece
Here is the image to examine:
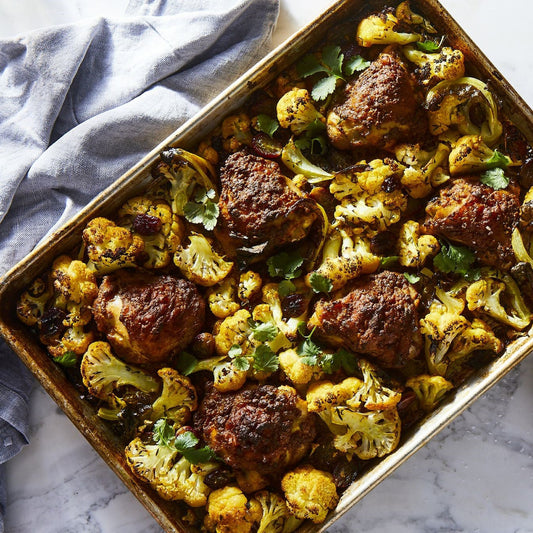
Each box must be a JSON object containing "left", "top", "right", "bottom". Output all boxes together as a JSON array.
[
  {"left": 216, "top": 151, "right": 318, "bottom": 259},
  {"left": 93, "top": 271, "right": 205, "bottom": 365},
  {"left": 194, "top": 383, "right": 316, "bottom": 476},
  {"left": 327, "top": 47, "right": 427, "bottom": 151},
  {"left": 422, "top": 177, "right": 520, "bottom": 270},
  {"left": 308, "top": 270, "right": 422, "bottom": 367}
]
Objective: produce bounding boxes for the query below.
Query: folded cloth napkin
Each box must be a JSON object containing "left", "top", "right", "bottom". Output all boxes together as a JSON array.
[{"left": 0, "top": 0, "right": 279, "bottom": 528}]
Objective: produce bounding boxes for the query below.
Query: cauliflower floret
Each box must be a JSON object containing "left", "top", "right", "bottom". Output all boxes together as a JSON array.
[
  {"left": 448, "top": 135, "right": 512, "bottom": 175},
  {"left": 174, "top": 233, "right": 233, "bottom": 287},
  {"left": 238, "top": 271, "right": 263, "bottom": 302},
  {"left": 355, "top": 358, "right": 402, "bottom": 411},
  {"left": 125, "top": 436, "right": 177, "bottom": 484},
  {"left": 152, "top": 147, "right": 218, "bottom": 217},
  {"left": 449, "top": 318, "right": 503, "bottom": 360},
  {"left": 222, "top": 113, "right": 252, "bottom": 153},
  {"left": 80, "top": 341, "right": 159, "bottom": 401},
  {"left": 254, "top": 491, "right": 302, "bottom": 533},
  {"left": 466, "top": 270, "right": 531, "bottom": 330},
  {"left": 150, "top": 368, "right": 198, "bottom": 425},
  {"left": 403, "top": 45, "right": 465, "bottom": 87},
  {"left": 330, "top": 406, "right": 401, "bottom": 460},
  {"left": 426, "top": 77, "right": 503, "bottom": 146},
  {"left": 215, "top": 309, "right": 257, "bottom": 357},
  {"left": 420, "top": 287, "right": 469, "bottom": 376},
  {"left": 212, "top": 360, "right": 249, "bottom": 392},
  {"left": 306, "top": 377, "right": 363, "bottom": 413},
  {"left": 207, "top": 277, "right": 240, "bottom": 319},
  {"left": 276, "top": 88, "right": 325, "bottom": 135},
  {"left": 16, "top": 276, "right": 53, "bottom": 326},
  {"left": 281, "top": 465, "right": 339, "bottom": 524},
  {"left": 46, "top": 324, "right": 95, "bottom": 360},
  {"left": 204, "top": 486, "right": 262, "bottom": 533},
  {"left": 82, "top": 217, "right": 144, "bottom": 275},
  {"left": 330, "top": 159, "right": 408, "bottom": 235},
  {"left": 278, "top": 348, "right": 324, "bottom": 386},
  {"left": 398, "top": 220, "right": 440, "bottom": 268},
  {"left": 310, "top": 227, "right": 380, "bottom": 291},
  {"left": 406, "top": 374, "right": 454, "bottom": 411},
  {"left": 118, "top": 196, "right": 185, "bottom": 269},
  {"left": 395, "top": 142, "right": 451, "bottom": 198},
  {"left": 356, "top": 11, "right": 420, "bottom": 47},
  {"left": 281, "top": 138, "right": 333, "bottom": 184}
]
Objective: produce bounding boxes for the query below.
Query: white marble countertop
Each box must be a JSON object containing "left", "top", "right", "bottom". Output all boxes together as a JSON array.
[{"left": 2, "top": 1, "right": 533, "bottom": 532}]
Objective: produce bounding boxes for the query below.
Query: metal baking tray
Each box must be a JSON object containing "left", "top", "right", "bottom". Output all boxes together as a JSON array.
[{"left": 1, "top": 1, "right": 532, "bottom": 531}]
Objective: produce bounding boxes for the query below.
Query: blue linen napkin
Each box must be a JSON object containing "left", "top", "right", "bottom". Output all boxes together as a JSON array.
[{"left": 0, "top": 0, "right": 279, "bottom": 528}]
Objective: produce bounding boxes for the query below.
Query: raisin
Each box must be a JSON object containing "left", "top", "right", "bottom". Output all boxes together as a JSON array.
[{"left": 132, "top": 213, "right": 162, "bottom": 235}]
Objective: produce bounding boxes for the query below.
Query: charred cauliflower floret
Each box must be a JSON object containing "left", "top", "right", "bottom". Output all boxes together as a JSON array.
[
  {"left": 254, "top": 491, "right": 302, "bottom": 533},
  {"left": 118, "top": 196, "right": 184, "bottom": 269},
  {"left": 276, "top": 88, "right": 325, "bottom": 135},
  {"left": 278, "top": 348, "right": 325, "bottom": 386},
  {"left": 306, "top": 377, "right": 363, "bottom": 413},
  {"left": 330, "top": 159, "right": 408, "bottom": 236},
  {"left": 406, "top": 374, "right": 454, "bottom": 411},
  {"left": 16, "top": 276, "right": 53, "bottom": 326},
  {"left": 80, "top": 341, "right": 159, "bottom": 401},
  {"left": 238, "top": 271, "right": 263, "bottom": 303},
  {"left": 215, "top": 309, "right": 257, "bottom": 357},
  {"left": 356, "top": 10, "right": 420, "bottom": 47},
  {"left": 395, "top": 142, "right": 450, "bottom": 198},
  {"left": 281, "top": 465, "right": 339, "bottom": 524},
  {"left": 151, "top": 368, "right": 198, "bottom": 425},
  {"left": 327, "top": 48, "right": 427, "bottom": 150},
  {"left": 204, "top": 486, "right": 261, "bottom": 533},
  {"left": 207, "top": 277, "right": 240, "bottom": 319},
  {"left": 403, "top": 45, "right": 465, "bottom": 87},
  {"left": 280, "top": 138, "right": 333, "bottom": 183},
  {"left": 448, "top": 135, "right": 512, "bottom": 175},
  {"left": 82, "top": 217, "right": 144, "bottom": 275},
  {"left": 426, "top": 77, "right": 503, "bottom": 146},
  {"left": 398, "top": 220, "right": 440, "bottom": 268},
  {"left": 174, "top": 233, "right": 234, "bottom": 287},
  {"left": 309, "top": 227, "right": 380, "bottom": 291},
  {"left": 152, "top": 147, "right": 218, "bottom": 217},
  {"left": 222, "top": 113, "right": 252, "bottom": 153},
  {"left": 356, "top": 358, "right": 402, "bottom": 411},
  {"left": 466, "top": 269, "right": 531, "bottom": 330},
  {"left": 449, "top": 318, "right": 503, "bottom": 361},
  {"left": 194, "top": 384, "right": 316, "bottom": 476}
]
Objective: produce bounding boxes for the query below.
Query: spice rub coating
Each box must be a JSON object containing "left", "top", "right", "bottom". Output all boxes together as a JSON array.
[
  {"left": 93, "top": 271, "right": 205, "bottom": 364},
  {"left": 216, "top": 151, "right": 318, "bottom": 257},
  {"left": 327, "top": 47, "right": 427, "bottom": 150},
  {"left": 308, "top": 270, "right": 422, "bottom": 367},
  {"left": 194, "top": 383, "right": 316, "bottom": 476},
  {"left": 422, "top": 177, "right": 520, "bottom": 270}
]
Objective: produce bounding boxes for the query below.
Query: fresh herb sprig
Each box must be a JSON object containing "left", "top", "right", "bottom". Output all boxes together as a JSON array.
[
  {"left": 308, "top": 272, "right": 333, "bottom": 294},
  {"left": 433, "top": 241, "right": 480, "bottom": 280},
  {"left": 53, "top": 351, "right": 78, "bottom": 367},
  {"left": 255, "top": 114, "right": 279, "bottom": 138},
  {"left": 480, "top": 167, "right": 510, "bottom": 190},
  {"left": 183, "top": 187, "right": 219, "bottom": 231}
]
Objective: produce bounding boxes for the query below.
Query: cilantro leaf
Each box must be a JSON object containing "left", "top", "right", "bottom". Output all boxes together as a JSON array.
[
  {"left": 153, "top": 418, "right": 175, "bottom": 447},
  {"left": 298, "top": 335, "right": 323, "bottom": 365},
  {"left": 433, "top": 241, "right": 477, "bottom": 277},
  {"left": 335, "top": 348, "right": 358, "bottom": 375},
  {"left": 52, "top": 351, "right": 77, "bottom": 367},
  {"left": 486, "top": 150, "right": 511, "bottom": 169},
  {"left": 175, "top": 431, "right": 217, "bottom": 464},
  {"left": 311, "top": 76, "right": 338, "bottom": 101},
  {"left": 321, "top": 45, "right": 344, "bottom": 77},
  {"left": 309, "top": 272, "right": 333, "bottom": 294},
  {"left": 480, "top": 167, "right": 510, "bottom": 190},
  {"left": 255, "top": 114, "right": 279, "bottom": 138},
  {"left": 296, "top": 54, "right": 329, "bottom": 78},
  {"left": 416, "top": 36, "right": 444, "bottom": 52},
  {"left": 233, "top": 356, "right": 251, "bottom": 371},
  {"left": 183, "top": 187, "right": 219, "bottom": 231},
  {"left": 249, "top": 319, "right": 278, "bottom": 342},
  {"left": 404, "top": 272, "right": 421, "bottom": 284},
  {"left": 175, "top": 351, "right": 200, "bottom": 376},
  {"left": 267, "top": 250, "right": 304, "bottom": 280},
  {"left": 228, "top": 345, "right": 243, "bottom": 358},
  {"left": 380, "top": 256, "right": 399, "bottom": 268},
  {"left": 278, "top": 279, "right": 296, "bottom": 298},
  {"left": 252, "top": 344, "right": 279, "bottom": 373},
  {"left": 344, "top": 55, "right": 370, "bottom": 75}
]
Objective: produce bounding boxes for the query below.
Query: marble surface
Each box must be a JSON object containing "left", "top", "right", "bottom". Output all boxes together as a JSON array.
[{"left": 2, "top": 1, "right": 533, "bottom": 532}]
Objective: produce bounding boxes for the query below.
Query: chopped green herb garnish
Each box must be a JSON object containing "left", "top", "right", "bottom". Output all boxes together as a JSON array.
[
  {"left": 255, "top": 114, "right": 279, "bottom": 138},
  {"left": 480, "top": 167, "right": 510, "bottom": 190},
  {"left": 298, "top": 333, "right": 323, "bottom": 366},
  {"left": 381, "top": 256, "right": 399, "bottom": 268},
  {"left": 309, "top": 272, "right": 333, "bottom": 294},
  {"left": 433, "top": 241, "right": 478, "bottom": 278},
  {"left": 153, "top": 418, "right": 175, "bottom": 448},
  {"left": 52, "top": 351, "right": 78, "bottom": 367},
  {"left": 404, "top": 272, "right": 421, "bottom": 284},
  {"left": 278, "top": 279, "right": 296, "bottom": 298},
  {"left": 175, "top": 431, "right": 217, "bottom": 464},
  {"left": 344, "top": 55, "right": 371, "bottom": 75},
  {"left": 183, "top": 187, "right": 219, "bottom": 231},
  {"left": 267, "top": 250, "right": 304, "bottom": 280},
  {"left": 486, "top": 150, "right": 511, "bottom": 169},
  {"left": 252, "top": 344, "right": 279, "bottom": 373},
  {"left": 248, "top": 319, "right": 278, "bottom": 342},
  {"left": 175, "top": 351, "right": 200, "bottom": 376},
  {"left": 416, "top": 36, "right": 444, "bottom": 52},
  {"left": 228, "top": 345, "right": 243, "bottom": 358}
]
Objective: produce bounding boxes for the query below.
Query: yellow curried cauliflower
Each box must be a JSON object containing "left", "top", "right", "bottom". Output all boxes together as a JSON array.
[
  {"left": 82, "top": 217, "right": 144, "bottom": 275},
  {"left": 207, "top": 277, "right": 240, "bottom": 319},
  {"left": 406, "top": 374, "right": 454, "bottom": 412},
  {"left": 238, "top": 270, "right": 263, "bottom": 302},
  {"left": 403, "top": 45, "right": 465, "bottom": 87},
  {"left": 221, "top": 113, "right": 252, "bottom": 153},
  {"left": 16, "top": 276, "right": 53, "bottom": 327},
  {"left": 355, "top": 358, "right": 402, "bottom": 411},
  {"left": 254, "top": 491, "right": 302, "bottom": 533},
  {"left": 356, "top": 11, "right": 420, "bottom": 47},
  {"left": 398, "top": 220, "right": 440, "bottom": 268},
  {"left": 330, "top": 159, "right": 408, "bottom": 235},
  {"left": 204, "top": 486, "right": 262, "bottom": 533},
  {"left": 278, "top": 348, "right": 324, "bottom": 386},
  {"left": 276, "top": 88, "right": 325, "bottom": 135},
  {"left": 448, "top": 318, "right": 503, "bottom": 361},
  {"left": 306, "top": 377, "right": 363, "bottom": 413},
  {"left": 281, "top": 465, "right": 339, "bottom": 524}
]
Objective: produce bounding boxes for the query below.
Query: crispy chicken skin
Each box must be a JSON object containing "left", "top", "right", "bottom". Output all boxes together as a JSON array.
[
  {"left": 93, "top": 271, "right": 205, "bottom": 364},
  {"left": 194, "top": 383, "right": 316, "bottom": 476},
  {"left": 327, "top": 47, "right": 427, "bottom": 150},
  {"left": 216, "top": 151, "right": 318, "bottom": 258},
  {"left": 308, "top": 270, "right": 422, "bottom": 367},
  {"left": 422, "top": 177, "right": 520, "bottom": 269}
]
